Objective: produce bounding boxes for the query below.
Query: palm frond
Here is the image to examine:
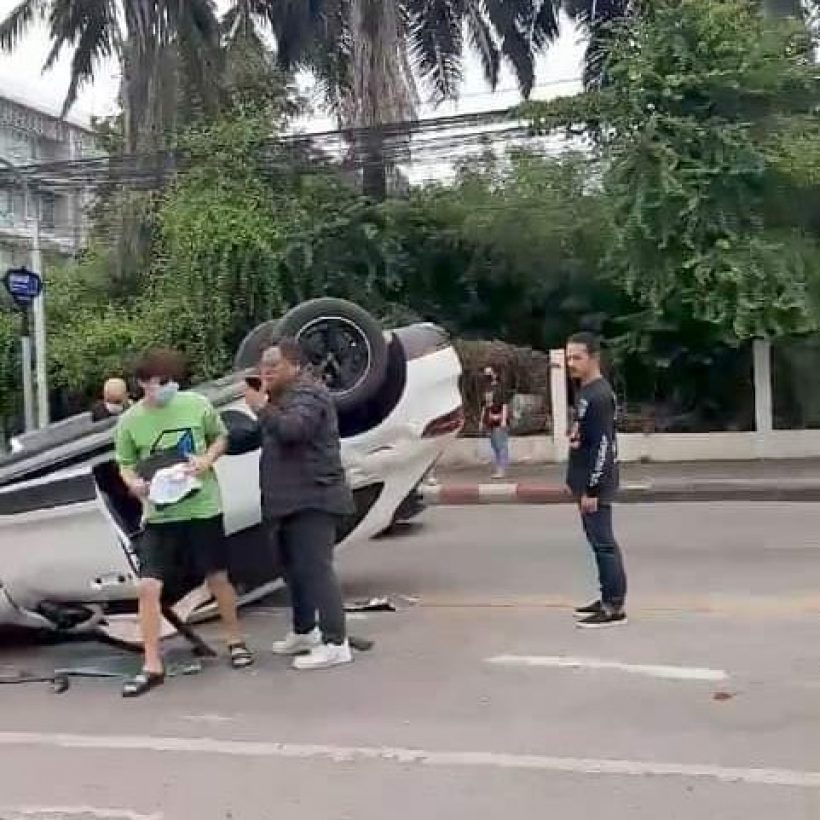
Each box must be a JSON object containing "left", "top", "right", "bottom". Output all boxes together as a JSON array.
[
  {"left": 530, "top": 0, "right": 559, "bottom": 50},
  {"left": 265, "top": 0, "right": 559, "bottom": 125},
  {"left": 166, "top": 0, "right": 221, "bottom": 74},
  {"left": 0, "top": 0, "right": 48, "bottom": 52},
  {"left": 462, "top": 1, "right": 502, "bottom": 91},
  {"left": 294, "top": 0, "right": 353, "bottom": 113},
  {"left": 167, "top": 0, "right": 220, "bottom": 42},
  {"left": 222, "top": 0, "right": 280, "bottom": 40},
  {"left": 171, "top": 0, "right": 222, "bottom": 118},
  {"left": 407, "top": 0, "right": 463, "bottom": 102},
  {"left": 562, "top": 0, "right": 634, "bottom": 89},
  {"left": 43, "top": 0, "right": 103, "bottom": 72},
  {"left": 60, "top": 2, "right": 117, "bottom": 114},
  {"left": 35, "top": 0, "right": 115, "bottom": 113},
  {"left": 563, "top": 0, "right": 630, "bottom": 26},
  {"left": 484, "top": 0, "right": 536, "bottom": 96},
  {"left": 266, "top": 0, "right": 342, "bottom": 69},
  {"left": 124, "top": 0, "right": 155, "bottom": 56}
]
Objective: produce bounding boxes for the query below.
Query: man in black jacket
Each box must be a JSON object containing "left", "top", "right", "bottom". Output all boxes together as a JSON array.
[
  {"left": 566, "top": 332, "right": 628, "bottom": 628},
  {"left": 245, "top": 338, "right": 355, "bottom": 670}
]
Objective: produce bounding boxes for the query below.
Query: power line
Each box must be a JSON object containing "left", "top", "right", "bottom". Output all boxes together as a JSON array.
[{"left": 0, "top": 106, "right": 571, "bottom": 192}]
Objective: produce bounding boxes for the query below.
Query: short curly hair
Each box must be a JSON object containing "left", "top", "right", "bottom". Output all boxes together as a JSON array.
[{"left": 133, "top": 348, "right": 187, "bottom": 383}]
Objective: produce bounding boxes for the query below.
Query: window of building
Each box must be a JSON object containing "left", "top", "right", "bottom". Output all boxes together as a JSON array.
[
  {"left": 0, "top": 188, "right": 13, "bottom": 225},
  {"left": 40, "top": 193, "right": 56, "bottom": 229}
]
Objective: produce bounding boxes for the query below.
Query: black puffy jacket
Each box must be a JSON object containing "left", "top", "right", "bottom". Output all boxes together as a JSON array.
[{"left": 257, "top": 376, "right": 354, "bottom": 519}]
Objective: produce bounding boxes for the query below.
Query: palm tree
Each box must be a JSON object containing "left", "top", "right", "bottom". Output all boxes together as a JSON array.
[
  {"left": 220, "top": 1, "right": 301, "bottom": 123},
  {"left": 239, "top": 0, "right": 561, "bottom": 197},
  {"left": 0, "top": 1, "right": 223, "bottom": 290},
  {"left": 0, "top": 0, "right": 221, "bottom": 153}
]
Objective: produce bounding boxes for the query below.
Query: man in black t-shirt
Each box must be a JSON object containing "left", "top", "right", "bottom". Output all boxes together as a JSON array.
[{"left": 565, "top": 332, "right": 628, "bottom": 628}]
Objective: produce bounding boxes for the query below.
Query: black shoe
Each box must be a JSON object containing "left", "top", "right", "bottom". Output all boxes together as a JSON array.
[
  {"left": 574, "top": 600, "right": 604, "bottom": 619},
  {"left": 576, "top": 610, "right": 628, "bottom": 629}
]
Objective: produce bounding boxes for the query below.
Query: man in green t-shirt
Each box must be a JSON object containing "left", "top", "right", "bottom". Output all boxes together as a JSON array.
[{"left": 115, "top": 348, "right": 253, "bottom": 697}]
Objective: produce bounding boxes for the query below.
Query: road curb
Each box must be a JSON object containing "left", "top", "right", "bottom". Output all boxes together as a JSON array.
[{"left": 421, "top": 481, "right": 820, "bottom": 505}]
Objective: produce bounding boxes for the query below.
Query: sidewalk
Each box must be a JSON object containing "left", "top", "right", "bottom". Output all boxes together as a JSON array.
[{"left": 422, "top": 459, "right": 820, "bottom": 505}]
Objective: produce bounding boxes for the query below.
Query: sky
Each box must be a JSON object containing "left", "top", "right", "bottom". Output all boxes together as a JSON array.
[{"left": 0, "top": 0, "right": 585, "bottom": 130}]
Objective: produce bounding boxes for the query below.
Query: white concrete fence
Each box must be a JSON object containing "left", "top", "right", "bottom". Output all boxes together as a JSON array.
[{"left": 439, "top": 339, "right": 820, "bottom": 468}]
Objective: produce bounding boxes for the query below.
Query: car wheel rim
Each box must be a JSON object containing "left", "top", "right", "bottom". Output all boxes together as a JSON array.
[{"left": 296, "top": 316, "right": 373, "bottom": 397}]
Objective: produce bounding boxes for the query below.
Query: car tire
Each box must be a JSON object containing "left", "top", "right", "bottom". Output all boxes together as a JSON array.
[{"left": 237, "top": 299, "right": 389, "bottom": 413}]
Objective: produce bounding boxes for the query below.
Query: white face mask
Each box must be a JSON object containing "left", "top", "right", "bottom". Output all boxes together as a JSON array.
[
  {"left": 104, "top": 402, "right": 125, "bottom": 415},
  {"left": 154, "top": 381, "right": 179, "bottom": 407}
]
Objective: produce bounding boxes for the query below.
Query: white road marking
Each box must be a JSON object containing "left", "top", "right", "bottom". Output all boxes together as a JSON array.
[
  {"left": 247, "top": 606, "right": 370, "bottom": 621},
  {"left": 478, "top": 483, "right": 519, "bottom": 499},
  {"left": 486, "top": 655, "right": 728, "bottom": 682},
  {"left": 181, "top": 714, "right": 235, "bottom": 724},
  {"left": 1, "top": 806, "right": 162, "bottom": 820},
  {"left": 0, "top": 731, "right": 818, "bottom": 790}
]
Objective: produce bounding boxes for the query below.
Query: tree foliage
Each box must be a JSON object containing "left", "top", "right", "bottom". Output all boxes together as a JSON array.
[
  {"left": 0, "top": 0, "right": 222, "bottom": 152},
  {"left": 7, "top": 0, "right": 820, "bottom": 439},
  {"left": 606, "top": 0, "right": 820, "bottom": 340},
  {"left": 527, "top": 0, "right": 820, "bottom": 342},
  {"left": 377, "top": 152, "right": 627, "bottom": 347},
  {"left": 563, "top": 0, "right": 820, "bottom": 89}
]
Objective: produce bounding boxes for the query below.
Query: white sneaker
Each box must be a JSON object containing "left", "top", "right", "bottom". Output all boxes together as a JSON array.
[
  {"left": 272, "top": 628, "right": 321, "bottom": 656},
  {"left": 293, "top": 641, "right": 353, "bottom": 671}
]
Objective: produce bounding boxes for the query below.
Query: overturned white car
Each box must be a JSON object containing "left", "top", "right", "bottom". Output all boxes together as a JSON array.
[{"left": 0, "top": 299, "right": 463, "bottom": 643}]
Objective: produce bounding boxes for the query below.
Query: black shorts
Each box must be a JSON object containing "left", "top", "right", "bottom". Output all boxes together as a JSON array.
[{"left": 137, "top": 515, "right": 229, "bottom": 583}]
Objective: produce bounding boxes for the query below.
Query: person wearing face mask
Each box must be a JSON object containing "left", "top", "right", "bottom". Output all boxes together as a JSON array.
[
  {"left": 91, "top": 377, "right": 132, "bottom": 422},
  {"left": 114, "top": 348, "right": 253, "bottom": 697}
]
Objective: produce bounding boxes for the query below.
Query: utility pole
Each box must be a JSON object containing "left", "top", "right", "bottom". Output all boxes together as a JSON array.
[
  {"left": 27, "top": 181, "right": 49, "bottom": 427},
  {"left": 20, "top": 306, "right": 35, "bottom": 431},
  {"left": 1, "top": 158, "right": 49, "bottom": 428}
]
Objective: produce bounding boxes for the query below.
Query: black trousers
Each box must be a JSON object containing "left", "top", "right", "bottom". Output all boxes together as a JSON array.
[
  {"left": 268, "top": 510, "right": 347, "bottom": 645},
  {"left": 580, "top": 504, "right": 628, "bottom": 610}
]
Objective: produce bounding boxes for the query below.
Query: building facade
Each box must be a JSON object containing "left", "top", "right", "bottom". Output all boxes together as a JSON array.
[{"left": 0, "top": 93, "right": 98, "bottom": 272}]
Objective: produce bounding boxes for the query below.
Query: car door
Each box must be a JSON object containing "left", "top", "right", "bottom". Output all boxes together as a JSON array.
[{"left": 214, "top": 402, "right": 262, "bottom": 536}]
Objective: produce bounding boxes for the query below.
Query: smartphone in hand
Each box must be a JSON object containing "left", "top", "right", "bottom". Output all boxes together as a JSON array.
[{"left": 245, "top": 376, "right": 263, "bottom": 391}]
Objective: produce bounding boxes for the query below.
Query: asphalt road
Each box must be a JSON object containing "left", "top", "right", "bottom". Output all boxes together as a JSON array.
[{"left": 2, "top": 503, "right": 820, "bottom": 820}]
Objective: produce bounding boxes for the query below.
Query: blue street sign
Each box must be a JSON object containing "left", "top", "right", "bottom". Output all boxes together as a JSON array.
[{"left": 3, "top": 266, "right": 42, "bottom": 309}]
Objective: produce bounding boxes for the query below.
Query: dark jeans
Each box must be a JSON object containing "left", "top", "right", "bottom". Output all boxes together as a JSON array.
[
  {"left": 580, "top": 504, "right": 627, "bottom": 610},
  {"left": 268, "top": 510, "right": 347, "bottom": 645}
]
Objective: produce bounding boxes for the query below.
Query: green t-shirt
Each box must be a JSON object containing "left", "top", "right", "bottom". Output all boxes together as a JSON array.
[{"left": 114, "top": 391, "right": 227, "bottom": 524}]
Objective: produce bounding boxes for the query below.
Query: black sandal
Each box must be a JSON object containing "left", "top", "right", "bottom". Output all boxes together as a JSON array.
[
  {"left": 228, "top": 642, "right": 254, "bottom": 669},
  {"left": 122, "top": 669, "right": 165, "bottom": 698}
]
